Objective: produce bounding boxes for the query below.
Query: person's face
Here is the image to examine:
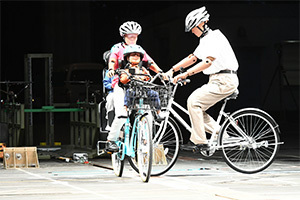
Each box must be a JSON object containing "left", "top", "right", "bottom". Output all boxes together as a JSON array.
[
  {"left": 128, "top": 53, "right": 141, "bottom": 64},
  {"left": 124, "top": 34, "right": 138, "bottom": 45},
  {"left": 191, "top": 21, "right": 206, "bottom": 38}
]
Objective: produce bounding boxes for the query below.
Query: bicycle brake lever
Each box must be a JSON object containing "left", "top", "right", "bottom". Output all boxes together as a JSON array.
[{"left": 177, "top": 78, "right": 191, "bottom": 86}]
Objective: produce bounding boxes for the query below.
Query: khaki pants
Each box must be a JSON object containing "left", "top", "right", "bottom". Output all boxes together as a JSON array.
[{"left": 187, "top": 73, "right": 239, "bottom": 144}]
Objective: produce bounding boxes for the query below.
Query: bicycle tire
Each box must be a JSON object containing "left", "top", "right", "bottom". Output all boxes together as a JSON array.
[
  {"left": 111, "top": 143, "right": 125, "bottom": 177},
  {"left": 219, "top": 108, "right": 280, "bottom": 174},
  {"left": 128, "top": 116, "right": 182, "bottom": 176},
  {"left": 136, "top": 115, "right": 153, "bottom": 182}
]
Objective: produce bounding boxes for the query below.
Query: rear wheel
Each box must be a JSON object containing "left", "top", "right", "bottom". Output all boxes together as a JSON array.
[
  {"left": 220, "top": 108, "right": 280, "bottom": 174},
  {"left": 111, "top": 142, "right": 124, "bottom": 177}
]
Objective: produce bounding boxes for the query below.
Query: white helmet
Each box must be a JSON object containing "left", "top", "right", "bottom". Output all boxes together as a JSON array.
[
  {"left": 119, "top": 21, "right": 142, "bottom": 37},
  {"left": 123, "top": 44, "right": 145, "bottom": 59},
  {"left": 185, "top": 6, "right": 210, "bottom": 32}
]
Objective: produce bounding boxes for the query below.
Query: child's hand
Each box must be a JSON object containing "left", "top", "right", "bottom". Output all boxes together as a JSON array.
[{"left": 107, "top": 69, "right": 115, "bottom": 78}]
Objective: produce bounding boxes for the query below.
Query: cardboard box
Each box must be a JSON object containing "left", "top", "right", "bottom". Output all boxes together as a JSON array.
[{"left": 3, "top": 147, "right": 39, "bottom": 169}]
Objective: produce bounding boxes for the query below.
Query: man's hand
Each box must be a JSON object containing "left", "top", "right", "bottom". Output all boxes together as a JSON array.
[
  {"left": 107, "top": 69, "right": 115, "bottom": 78},
  {"left": 172, "top": 72, "right": 188, "bottom": 84}
]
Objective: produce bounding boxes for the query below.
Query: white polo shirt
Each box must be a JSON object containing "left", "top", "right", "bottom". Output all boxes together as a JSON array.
[{"left": 193, "top": 29, "right": 239, "bottom": 75}]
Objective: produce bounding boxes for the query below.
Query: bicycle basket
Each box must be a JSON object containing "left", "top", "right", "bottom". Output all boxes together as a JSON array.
[
  {"left": 125, "top": 82, "right": 172, "bottom": 110},
  {"left": 154, "top": 85, "right": 172, "bottom": 108}
]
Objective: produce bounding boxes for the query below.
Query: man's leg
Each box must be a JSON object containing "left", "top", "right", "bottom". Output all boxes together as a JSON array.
[
  {"left": 187, "top": 87, "right": 210, "bottom": 145},
  {"left": 187, "top": 74, "right": 238, "bottom": 145}
]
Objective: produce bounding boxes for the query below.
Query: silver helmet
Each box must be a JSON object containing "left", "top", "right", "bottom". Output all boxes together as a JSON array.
[
  {"left": 185, "top": 6, "right": 210, "bottom": 32},
  {"left": 119, "top": 21, "right": 142, "bottom": 37}
]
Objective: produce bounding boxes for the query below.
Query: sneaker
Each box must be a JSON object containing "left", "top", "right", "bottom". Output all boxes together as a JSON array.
[{"left": 105, "top": 141, "right": 119, "bottom": 153}]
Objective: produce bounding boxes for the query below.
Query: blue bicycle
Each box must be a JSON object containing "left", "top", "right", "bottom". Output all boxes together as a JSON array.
[{"left": 111, "top": 71, "right": 155, "bottom": 182}]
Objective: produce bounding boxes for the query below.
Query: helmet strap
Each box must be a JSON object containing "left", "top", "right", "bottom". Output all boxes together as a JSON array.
[
  {"left": 199, "top": 22, "right": 210, "bottom": 38},
  {"left": 122, "top": 38, "right": 128, "bottom": 45},
  {"left": 196, "top": 25, "right": 203, "bottom": 33}
]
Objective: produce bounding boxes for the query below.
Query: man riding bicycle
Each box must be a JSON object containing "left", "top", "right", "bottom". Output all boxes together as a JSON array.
[{"left": 164, "top": 6, "right": 239, "bottom": 151}]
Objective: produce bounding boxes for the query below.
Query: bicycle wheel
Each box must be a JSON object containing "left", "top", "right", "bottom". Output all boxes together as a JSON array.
[
  {"left": 111, "top": 142, "right": 124, "bottom": 177},
  {"left": 129, "top": 116, "right": 182, "bottom": 176},
  {"left": 219, "top": 108, "right": 280, "bottom": 174},
  {"left": 152, "top": 116, "right": 181, "bottom": 175},
  {"left": 136, "top": 115, "right": 153, "bottom": 182}
]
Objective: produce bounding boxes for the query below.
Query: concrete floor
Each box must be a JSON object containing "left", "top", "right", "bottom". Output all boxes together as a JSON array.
[{"left": 0, "top": 147, "right": 299, "bottom": 200}]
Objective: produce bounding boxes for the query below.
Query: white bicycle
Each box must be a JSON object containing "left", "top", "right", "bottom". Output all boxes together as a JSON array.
[{"left": 129, "top": 73, "right": 283, "bottom": 175}]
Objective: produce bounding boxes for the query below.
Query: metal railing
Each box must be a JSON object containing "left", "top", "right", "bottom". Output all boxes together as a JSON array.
[
  {"left": 0, "top": 103, "right": 25, "bottom": 147},
  {"left": 70, "top": 103, "right": 99, "bottom": 150}
]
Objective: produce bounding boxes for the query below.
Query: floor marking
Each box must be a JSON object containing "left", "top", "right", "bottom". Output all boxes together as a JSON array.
[
  {"left": 150, "top": 175, "right": 265, "bottom": 200},
  {"left": 17, "top": 168, "right": 114, "bottom": 199}
]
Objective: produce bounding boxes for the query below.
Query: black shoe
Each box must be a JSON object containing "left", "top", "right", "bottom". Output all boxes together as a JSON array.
[
  {"left": 193, "top": 144, "right": 210, "bottom": 153},
  {"left": 105, "top": 141, "right": 119, "bottom": 153},
  {"left": 180, "top": 141, "right": 197, "bottom": 151},
  {"left": 180, "top": 142, "right": 209, "bottom": 152}
]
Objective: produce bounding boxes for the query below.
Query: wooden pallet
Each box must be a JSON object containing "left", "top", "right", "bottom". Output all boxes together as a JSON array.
[{"left": 3, "top": 147, "right": 39, "bottom": 169}]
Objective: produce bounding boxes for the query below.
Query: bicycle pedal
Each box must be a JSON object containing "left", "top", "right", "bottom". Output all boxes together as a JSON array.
[{"left": 192, "top": 146, "right": 200, "bottom": 154}]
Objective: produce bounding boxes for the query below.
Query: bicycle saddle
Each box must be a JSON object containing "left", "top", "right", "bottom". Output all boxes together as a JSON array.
[{"left": 226, "top": 89, "right": 239, "bottom": 100}]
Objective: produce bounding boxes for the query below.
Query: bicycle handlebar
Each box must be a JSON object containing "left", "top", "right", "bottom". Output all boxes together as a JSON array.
[{"left": 115, "top": 68, "right": 190, "bottom": 88}]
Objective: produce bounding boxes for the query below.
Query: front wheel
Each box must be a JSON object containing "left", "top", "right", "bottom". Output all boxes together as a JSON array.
[
  {"left": 220, "top": 108, "right": 281, "bottom": 174},
  {"left": 136, "top": 115, "right": 153, "bottom": 182},
  {"left": 129, "top": 116, "right": 182, "bottom": 176},
  {"left": 151, "top": 116, "right": 181, "bottom": 176}
]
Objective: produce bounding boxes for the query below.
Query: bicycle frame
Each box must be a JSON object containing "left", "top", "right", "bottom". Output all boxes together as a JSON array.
[
  {"left": 117, "top": 115, "right": 139, "bottom": 160},
  {"left": 154, "top": 80, "right": 251, "bottom": 150}
]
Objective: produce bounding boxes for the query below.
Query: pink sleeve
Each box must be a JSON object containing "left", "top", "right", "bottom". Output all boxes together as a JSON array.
[
  {"left": 109, "top": 43, "right": 125, "bottom": 70},
  {"left": 111, "top": 75, "right": 119, "bottom": 88},
  {"left": 142, "top": 51, "right": 154, "bottom": 63}
]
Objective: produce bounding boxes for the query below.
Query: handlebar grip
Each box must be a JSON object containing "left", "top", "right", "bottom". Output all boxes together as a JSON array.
[
  {"left": 176, "top": 78, "right": 191, "bottom": 86},
  {"left": 184, "top": 79, "right": 191, "bottom": 83},
  {"left": 176, "top": 78, "right": 190, "bottom": 84}
]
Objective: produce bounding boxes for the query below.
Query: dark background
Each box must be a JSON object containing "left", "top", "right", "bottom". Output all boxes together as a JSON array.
[{"left": 0, "top": 1, "right": 299, "bottom": 148}]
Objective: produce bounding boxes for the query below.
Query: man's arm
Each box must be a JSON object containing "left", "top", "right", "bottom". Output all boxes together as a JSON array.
[
  {"left": 172, "top": 57, "right": 215, "bottom": 83},
  {"left": 163, "top": 54, "right": 198, "bottom": 79},
  {"left": 172, "top": 54, "right": 198, "bottom": 72}
]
